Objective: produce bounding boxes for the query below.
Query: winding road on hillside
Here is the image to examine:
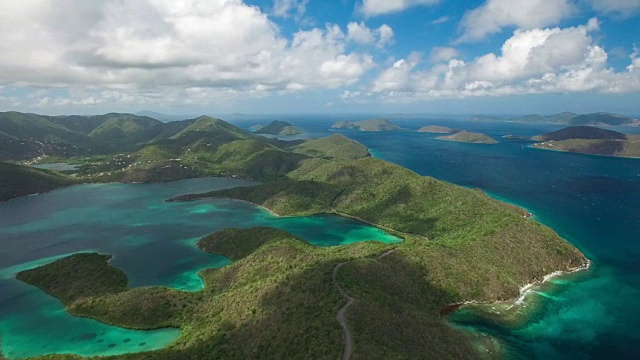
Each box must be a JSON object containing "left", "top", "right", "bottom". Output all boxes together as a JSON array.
[{"left": 333, "top": 249, "right": 397, "bottom": 360}]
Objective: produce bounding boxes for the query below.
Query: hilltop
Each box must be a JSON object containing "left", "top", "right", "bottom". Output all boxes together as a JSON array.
[
  {"left": 255, "top": 120, "right": 303, "bottom": 136},
  {"left": 532, "top": 126, "right": 627, "bottom": 141},
  {"left": 135, "top": 111, "right": 192, "bottom": 123},
  {"left": 472, "top": 112, "right": 639, "bottom": 126},
  {"left": 89, "top": 116, "right": 308, "bottom": 183},
  {"left": 332, "top": 118, "right": 401, "bottom": 132},
  {"left": 531, "top": 126, "right": 640, "bottom": 158},
  {"left": 0, "top": 112, "right": 311, "bottom": 183},
  {"left": 0, "top": 111, "right": 188, "bottom": 160}
]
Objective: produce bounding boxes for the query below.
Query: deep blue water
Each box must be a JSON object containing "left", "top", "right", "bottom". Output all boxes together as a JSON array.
[{"left": 232, "top": 115, "right": 640, "bottom": 359}]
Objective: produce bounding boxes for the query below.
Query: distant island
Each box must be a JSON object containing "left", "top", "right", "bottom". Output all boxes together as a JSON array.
[
  {"left": 502, "top": 134, "right": 534, "bottom": 141},
  {"left": 417, "top": 125, "right": 458, "bottom": 134},
  {"left": 531, "top": 126, "right": 640, "bottom": 158},
  {"left": 332, "top": 118, "right": 402, "bottom": 132},
  {"left": 2, "top": 110, "right": 587, "bottom": 359},
  {"left": 254, "top": 120, "right": 303, "bottom": 136},
  {"left": 472, "top": 112, "right": 639, "bottom": 126},
  {"left": 436, "top": 130, "right": 498, "bottom": 144}
]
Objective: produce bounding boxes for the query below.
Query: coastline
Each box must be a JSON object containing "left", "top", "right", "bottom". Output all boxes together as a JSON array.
[
  {"left": 510, "top": 258, "right": 591, "bottom": 308},
  {"left": 440, "top": 256, "right": 593, "bottom": 317},
  {"left": 440, "top": 258, "right": 592, "bottom": 358},
  {"left": 168, "top": 194, "right": 414, "bottom": 242},
  {"left": 1, "top": 175, "right": 260, "bottom": 204},
  {"left": 441, "top": 257, "right": 592, "bottom": 319}
]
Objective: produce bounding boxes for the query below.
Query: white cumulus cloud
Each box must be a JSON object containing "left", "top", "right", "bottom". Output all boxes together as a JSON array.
[
  {"left": 590, "top": 0, "right": 640, "bottom": 16},
  {"left": 273, "top": 0, "right": 309, "bottom": 18},
  {"left": 458, "top": 0, "right": 575, "bottom": 42},
  {"left": 430, "top": 47, "right": 459, "bottom": 63},
  {"left": 370, "top": 19, "right": 640, "bottom": 101},
  {"left": 346, "top": 22, "right": 395, "bottom": 48},
  {"left": 0, "top": 0, "right": 378, "bottom": 108},
  {"left": 358, "top": 0, "right": 440, "bottom": 17}
]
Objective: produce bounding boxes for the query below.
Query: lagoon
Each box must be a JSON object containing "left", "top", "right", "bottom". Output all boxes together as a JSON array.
[{"left": 0, "top": 177, "right": 400, "bottom": 359}]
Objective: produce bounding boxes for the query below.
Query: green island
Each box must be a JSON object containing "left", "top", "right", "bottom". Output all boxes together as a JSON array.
[
  {"left": 472, "top": 112, "right": 639, "bottom": 126},
  {"left": 331, "top": 118, "right": 402, "bottom": 132},
  {"left": 531, "top": 126, "right": 640, "bottom": 158},
  {"left": 2, "top": 111, "right": 588, "bottom": 359},
  {"left": 436, "top": 130, "right": 498, "bottom": 144},
  {"left": 254, "top": 120, "right": 304, "bottom": 136}
]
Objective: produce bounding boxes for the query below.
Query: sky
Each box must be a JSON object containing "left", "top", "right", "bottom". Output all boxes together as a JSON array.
[{"left": 0, "top": 0, "right": 639, "bottom": 116}]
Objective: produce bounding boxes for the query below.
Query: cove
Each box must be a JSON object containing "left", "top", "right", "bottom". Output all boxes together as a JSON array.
[{"left": 0, "top": 177, "right": 400, "bottom": 359}]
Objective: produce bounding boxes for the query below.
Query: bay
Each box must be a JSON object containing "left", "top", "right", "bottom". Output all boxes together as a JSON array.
[{"left": 0, "top": 177, "right": 400, "bottom": 359}]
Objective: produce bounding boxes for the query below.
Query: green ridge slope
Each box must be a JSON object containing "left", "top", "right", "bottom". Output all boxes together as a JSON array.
[
  {"left": 79, "top": 116, "right": 309, "bottom": 183},
  {"left": 175, "top": 156, "right": 585, "bottom": 300},
  {"left": 0, "top": 162, "right": 76, "bottom": 201},
  {"left": 87, "top": 115, "right": 163, "bottom": 145},
  {"left": 293, "top": 134, "right": 370, "bottom": 159}
]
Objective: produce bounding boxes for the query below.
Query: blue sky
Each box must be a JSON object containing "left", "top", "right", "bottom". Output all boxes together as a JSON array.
[{"left": 0, "top": 0, "right": 638, "bottom": 116}]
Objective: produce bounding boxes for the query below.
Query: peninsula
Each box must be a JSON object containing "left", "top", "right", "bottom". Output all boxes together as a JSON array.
[
  {"left": 531, "top": 126, "right": 640, "bottom": 158},
  {"left": 5, "top": 111, "right": 587, "bottom": 359},
  {"left": 0, "top": 162, "right": 76, "bottom": 201}
]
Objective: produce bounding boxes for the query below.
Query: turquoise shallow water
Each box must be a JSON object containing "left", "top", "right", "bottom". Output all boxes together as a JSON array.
[{"left": 0, "top": 177, "right": 400, "bottom": 359}]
